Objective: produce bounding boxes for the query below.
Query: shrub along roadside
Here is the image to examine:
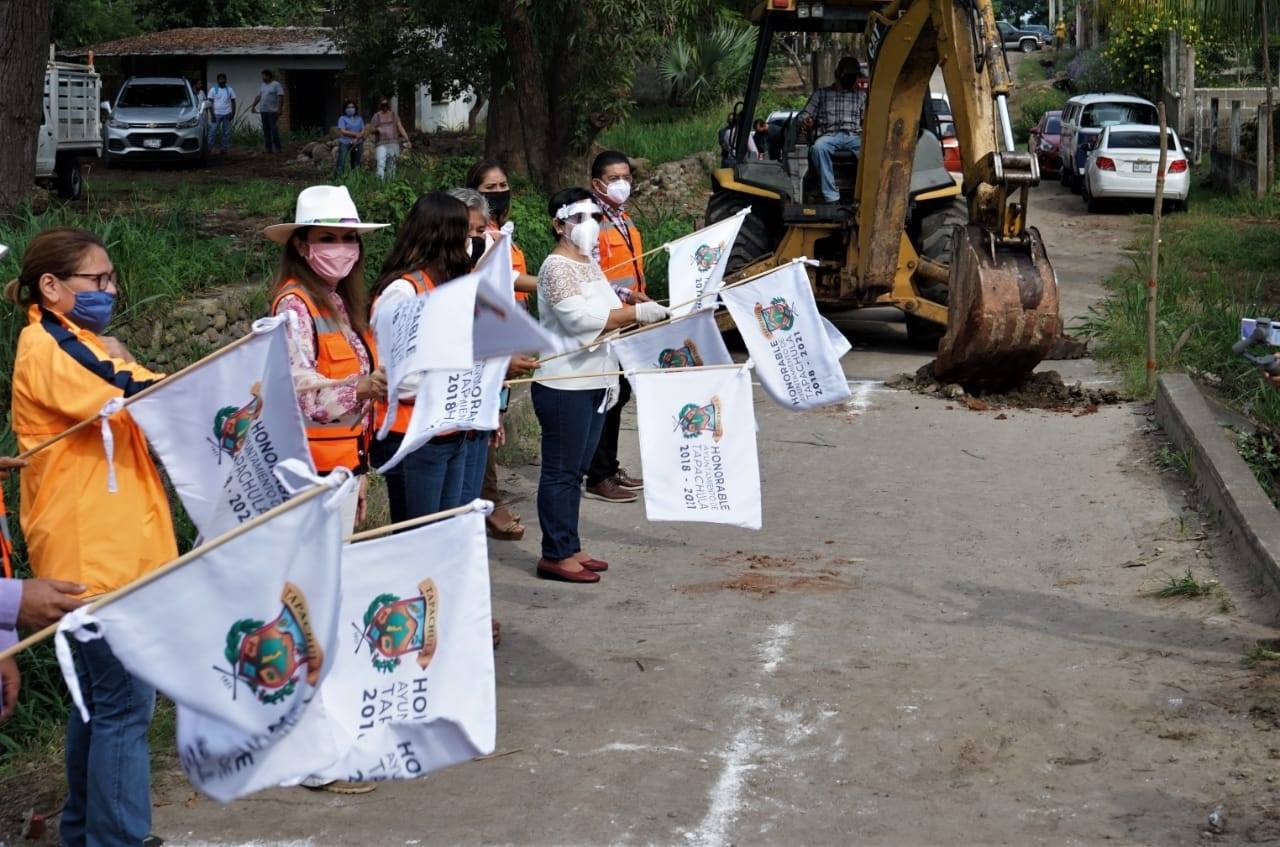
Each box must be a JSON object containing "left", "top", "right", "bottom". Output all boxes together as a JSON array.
[{"left": 1077, "top": 189, "right": 1280, "bottom": 431}]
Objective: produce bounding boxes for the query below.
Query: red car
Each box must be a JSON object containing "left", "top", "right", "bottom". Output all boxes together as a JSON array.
[{"left": 1028, "top": 110, "right": 1063, "bottom": 177}]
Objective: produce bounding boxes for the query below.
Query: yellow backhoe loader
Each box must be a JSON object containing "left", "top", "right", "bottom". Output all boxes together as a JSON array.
[{"left": 706, "top": 0, "right": 1061, "bottom": 388}]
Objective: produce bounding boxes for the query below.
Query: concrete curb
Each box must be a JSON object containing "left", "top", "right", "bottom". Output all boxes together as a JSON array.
[{"left": 1155, "top": 373, "right": 1280, "bottom": 594}]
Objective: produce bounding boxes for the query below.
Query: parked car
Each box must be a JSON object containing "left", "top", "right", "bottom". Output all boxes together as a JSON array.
[
  {"left": 997, "top": 21, "right": 1043, "bottom": 52},
  {"left": 1027, "top": 109, "right": 1063, "bottom": 178},
  {"left": 1024, "top": 24, "right": 1052, "bottom": 39},
  {"left": 1058, "top": 93, "right": 1159, "bottom": 190},
  {"left": 102, "top": 77, "right": 206, "bottom": 167},
  {"left": 1082, "top": 124, "right": 1190, "bottom": 213},
  {"left": 36, "top": 59, "right": 101, "bottom": 200}
]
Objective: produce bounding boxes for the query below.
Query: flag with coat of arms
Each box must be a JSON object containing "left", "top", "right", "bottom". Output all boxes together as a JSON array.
[
  {"left": 631, "top": 364, "right": 762, "bottom": 529},
  {"left": 54, "top": 463, "right": 353, "bottom": 802},
  {"left": 608, "top": 309, "right": 733, "bottom": 374},
  {"left": 302, "top": 501, "right": 496, "bottom": 783},
  {"left": 666, "top": 208, "right": 750, "bottom": 317},
  {"left": 126, "top": 316, "right": 314, "bottom": 539},
  {"left": 720, "top": 261, "right": 852, "bottom": 411}
]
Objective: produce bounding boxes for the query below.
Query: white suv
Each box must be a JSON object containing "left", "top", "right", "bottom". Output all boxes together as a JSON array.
[{"left": 1058, "top": 94, "right": 1159, "bottom": 190}]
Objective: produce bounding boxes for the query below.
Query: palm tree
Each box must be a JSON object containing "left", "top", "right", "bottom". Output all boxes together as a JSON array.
[{"left": 1099, "top": 0, "right": 1275, "bottom": 186}]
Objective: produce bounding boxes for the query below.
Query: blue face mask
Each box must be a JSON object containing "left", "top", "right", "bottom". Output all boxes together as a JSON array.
[{"left": 67, "top": 290, "right": 115, "bottom": 334}]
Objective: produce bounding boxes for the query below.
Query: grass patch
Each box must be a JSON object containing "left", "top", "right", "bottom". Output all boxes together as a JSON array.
[
  {"left": 1242, "top": 638, "right": 1280, "bottom": 667},
  {"left": 1237, "top": 429, "right": 1280, "bottom": 507},
  {"left": 1154, "top": 444, "right": 1196, "bottom": 479},
  {"left": 1077, "top": 189, "right": 1280, "bottom": 429},
  {"left": 1156, "top": 567, "right": 1219, "bottom": 598}
]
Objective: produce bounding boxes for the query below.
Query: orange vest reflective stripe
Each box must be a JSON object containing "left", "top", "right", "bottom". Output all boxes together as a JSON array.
[
  {"left": 0, "top": 498, "right": 12, "bottom": 580},
  {"left": 372, "top": 270, "right": 436, "bottom": 436},
  {"left": 598, "top": 210, "right": 645, "bottom": 293},
  {"left": 271, "top": 281, "right": 373, "bottom": 474}
]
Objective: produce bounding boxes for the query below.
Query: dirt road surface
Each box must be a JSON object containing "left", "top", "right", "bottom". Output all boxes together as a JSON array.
[{"left": 146, "top": 184, "right": 1280, "bottom": 845}]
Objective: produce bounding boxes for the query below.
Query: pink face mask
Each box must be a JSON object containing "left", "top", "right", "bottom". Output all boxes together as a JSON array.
[{"left": 305, "top": 242, "right": 360, "bottom": 285}]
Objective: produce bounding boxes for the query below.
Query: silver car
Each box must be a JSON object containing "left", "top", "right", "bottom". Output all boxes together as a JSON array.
[{"left": 102, "top": 77, "right": 207, "bottom": 167}]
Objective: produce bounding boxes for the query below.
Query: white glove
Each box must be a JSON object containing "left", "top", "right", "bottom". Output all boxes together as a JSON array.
[{"left": 634, "top": 301, "right": 670, "bottom": 325}]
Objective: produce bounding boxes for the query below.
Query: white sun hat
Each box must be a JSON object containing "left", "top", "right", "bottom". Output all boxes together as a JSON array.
[{"left": 263, "top": 185, "right": 390, "bottom": 244}]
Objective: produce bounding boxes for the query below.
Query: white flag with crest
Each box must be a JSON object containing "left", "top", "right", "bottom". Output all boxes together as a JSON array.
[
  {"left": 631, "top": 364, "right": 761, "bottom": 529},
  {"left": 127, "top": 317, "right": 313, "bottom": 539},
  {"left": 374, "top": 359, "right": 508, "bottom": 474},
  {"left": 55, "top": 464, "right": 353, "bottom": 802},
  {"left": 666, "top": 208, "right": 749, "bottom": 317},
  {"left": 305, "top": 502, "right": 496, "bottom": 783},
  {"left": 720, "top": 261, "right": 852, "bottom": 411},
  {"left": 609, "top": 310, "right": 733, "bottom": 373}
]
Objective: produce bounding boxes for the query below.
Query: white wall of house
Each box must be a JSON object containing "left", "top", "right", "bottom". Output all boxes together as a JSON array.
[
  {"left": 203, "top": 55, "right": 344, "bottom": 130},
  {"left": 415, "top": 85, "right": 485, "bottom": 133}
]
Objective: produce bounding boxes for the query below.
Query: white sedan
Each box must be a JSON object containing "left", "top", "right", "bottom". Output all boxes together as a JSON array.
[{"left": 1082, "top": 124, "right": 1191, "bottom": 213}]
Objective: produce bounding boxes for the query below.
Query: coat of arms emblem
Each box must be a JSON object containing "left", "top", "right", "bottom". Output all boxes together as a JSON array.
[
  {"left": 211, "top": 381, "right": 264, "bottom": 461},
  {"left": 693, "top": 242, "right": 725, "bottom": 273},
  {"left": 675, "top": 395, "right": 724, "bottom": 442},
  {"left": 657, "top": 339, "right": 703, "bottom": 369},
  {"left": 754, "top": 297, "right": 796, "bottom": 338},
  {"left": 221, "top": 582, "right": 324, "bottom": 704},
  {"left": 357, "top": 579, "right": 440, "bottom": 674}
]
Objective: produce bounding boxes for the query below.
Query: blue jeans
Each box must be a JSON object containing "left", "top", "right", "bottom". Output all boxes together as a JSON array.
[
  {"left": 371, "top": 433, "right": 467, "bottom": 524},
  {"left": 461, "top": 435, "right": 490, "bottom": 504},
  {"left": 62, "top": 634, "right": 155, "bottom": 847},
  {"left": 532, "top": 383, "right": 607, "bottom": 561},
  {"left": 208, "top": 114, "right": 233, "bottom": 152},
  {"left": 260, "top": 112, "right": 282, "bottom": 152},
  {"left": 810, "top": 131, "right": 862, "bottom": 202},
  {"left": 333, "top": 142, "right": 363, "bottom": 177}
]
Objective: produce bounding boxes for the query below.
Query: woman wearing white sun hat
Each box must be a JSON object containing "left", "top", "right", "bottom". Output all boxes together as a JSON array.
[
  {"left": 265, "top": 185, "right": 389, "bottom": 535},
  {"left": 265, "top": 185, "right": 387, "bottom": 796}
]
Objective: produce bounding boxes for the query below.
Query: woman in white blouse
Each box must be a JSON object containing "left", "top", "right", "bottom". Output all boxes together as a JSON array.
[{"left": 533, "top": 188, "right": 668, "bottom": 583}]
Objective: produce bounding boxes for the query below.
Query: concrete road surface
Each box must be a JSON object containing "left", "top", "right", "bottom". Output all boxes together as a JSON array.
[{"left": 151, "top": 183, "right": 1280, "bottom": 846}]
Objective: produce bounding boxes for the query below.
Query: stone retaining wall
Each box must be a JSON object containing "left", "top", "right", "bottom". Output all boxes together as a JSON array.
[{"left": 117, "top": 283, "right": 267, "bottom": 370}]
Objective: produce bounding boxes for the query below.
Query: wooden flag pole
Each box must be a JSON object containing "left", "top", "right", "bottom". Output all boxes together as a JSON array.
[
  {"left": 504, "top": 361, "right": 748, "bottom": 387},
  {"left": 0, "top": 480, "right": 334, "bottom": 661},
  {"left": 534, "top": 258, "right": 800, "bottom": 367},
  {"left": 13, "top": 325, "right": 267, "bottom": 462},
  {"left": 1146, "top": 102, "right": 1168, "bottom": 394},
  {"left": 347, "top": 501, "right": 480, "bottom": 543}
]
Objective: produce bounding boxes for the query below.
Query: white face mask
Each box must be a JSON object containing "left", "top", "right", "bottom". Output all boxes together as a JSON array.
[
  {"left": 604, "top": 179, "right": 631, "bottom": 206},
  {"left": 567, "top": 218, "right": 600, "bottom": 257}
]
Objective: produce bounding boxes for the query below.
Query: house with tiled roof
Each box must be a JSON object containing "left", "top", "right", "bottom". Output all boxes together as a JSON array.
[{"left": 62, "top": 27, "right": 477, "bottom": 135}]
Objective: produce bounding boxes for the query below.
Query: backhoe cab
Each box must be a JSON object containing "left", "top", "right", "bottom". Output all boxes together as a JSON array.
[{"left": 706, "top": 0, "right": 1061, "bottom": 388}]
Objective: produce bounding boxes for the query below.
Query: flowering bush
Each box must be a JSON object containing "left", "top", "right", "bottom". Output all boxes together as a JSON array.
[{"left": 1101, "top": 10, "right": 1201, "bottom": 98}]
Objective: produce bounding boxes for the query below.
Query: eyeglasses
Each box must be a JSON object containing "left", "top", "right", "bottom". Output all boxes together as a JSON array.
[{"left": 66, "top": 271, "right": 118, "bottom": 291}]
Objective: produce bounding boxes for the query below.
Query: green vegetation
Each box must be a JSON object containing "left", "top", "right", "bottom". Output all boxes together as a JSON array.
[
  {"left": 1155, "top": 444, "right": 1196, "bottom": 479},
  {"left": 1237, "top": 429, "right": 1280, "bottom": 508},
  {"left": 1242, "top": 638, "right": 1280, "bottom": 667},
  {"left": 1078, "top": 191, "right": 1280, "bottom": 430},
  {"left": 659, "top": 21, "right": 757, "bottom": 107},
  {"left": 1156, "top": 568, "right": 1218, "bottom": 598}
]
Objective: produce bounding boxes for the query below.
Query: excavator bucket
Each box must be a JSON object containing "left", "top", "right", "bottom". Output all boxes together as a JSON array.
[{"left": 934, "top": 225, "right": 1062, "bottom": 390}]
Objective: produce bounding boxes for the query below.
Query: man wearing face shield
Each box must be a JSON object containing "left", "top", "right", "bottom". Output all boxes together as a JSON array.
[
  {"left": 799, "top": 56, "right": 867, "bottom": 204},
  {"left": 585, "top": 150, "right": 648, "bottom": 504}
]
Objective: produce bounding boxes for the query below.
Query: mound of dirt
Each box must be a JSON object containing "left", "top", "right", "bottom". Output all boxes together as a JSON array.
[{"left": 885, "top": 363, "right": 1124, "bottom": 412}]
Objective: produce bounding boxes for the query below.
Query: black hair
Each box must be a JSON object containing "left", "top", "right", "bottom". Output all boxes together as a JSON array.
[
  {"left": 465, "top": 158, "right": 506, "bottom": 190},
  {"left": 343, "top": 99, "right": 358, "bottom": 111},
  {"left": 546, "top": 187, "right": 593, "bottom": 239},
  {"left": 373, "top": 192, "right": 471, "bottom": 299},
  {"left": 590, "top": 150, "right": 631, "bottom": 181},
  {"left": 216, "top": 73, "right": 227, "bottom": 80},
  {"left": 262, "top": 69, "right": 273, "bottom": 78}
]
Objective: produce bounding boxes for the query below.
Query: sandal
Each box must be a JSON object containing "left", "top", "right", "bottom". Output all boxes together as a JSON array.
[{"left": 486, "top": 510, "right": 525, "bottom": 541}]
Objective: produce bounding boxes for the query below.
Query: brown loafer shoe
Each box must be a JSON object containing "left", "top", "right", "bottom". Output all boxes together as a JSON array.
[
  {"left": 537, "top": 558, "right": 601, "bottom": 583},
  {"left": 613, "top": 469, "right": 644, "bottom": 491},
  {"left": 578, "top": 557, "right": 609, "bottom": 572},
  {"left": 584, "top": 478, "right": 638, "bottom": 503}
]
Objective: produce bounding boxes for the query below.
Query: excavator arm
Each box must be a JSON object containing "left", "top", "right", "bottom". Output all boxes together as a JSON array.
[{"left": 854, "top": 0, "right": 1061, "bottom": 387}]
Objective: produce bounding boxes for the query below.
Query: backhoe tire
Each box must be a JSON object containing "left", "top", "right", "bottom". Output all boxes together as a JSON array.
[
  {"left": 907, "top": 197, "right": 965, "bottom": 350},
  {"left": 705, "top": 190, "right": 772, "bottom": 276}
]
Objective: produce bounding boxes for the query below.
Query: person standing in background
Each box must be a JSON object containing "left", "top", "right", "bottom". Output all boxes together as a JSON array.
[
  {"left": 369, "top": 98, "right": 410, "bottom": 180},
  {"left": 207, "top": 73, "right": 236, "bottom": 155},
  {"left": 334, "top": 100, "right": 365, "bottom": 178},
  {"left": 1054, "top": 17, "right": 1068, "bottom": 51},
  {"left": 753, "top": 118, "right": 771, "bottom": 160},
  {"left": 250, "top": 69, "right": 285, "bottom": 154},
  {"left": 584, "top": 150, "right": 649, "bottom": 506}
]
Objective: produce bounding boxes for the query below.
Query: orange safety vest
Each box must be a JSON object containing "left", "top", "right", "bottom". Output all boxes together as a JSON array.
[
  {"left": 271, "top": 281, "right": 374, "bottom": 474},
  {"left": 372, "top": 269, "right": 436, "bottom": 436},
  {"left": 598, "top": 209, "right": 645, "bottom": 293}
]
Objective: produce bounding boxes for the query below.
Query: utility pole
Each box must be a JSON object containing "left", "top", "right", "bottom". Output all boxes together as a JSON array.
[{"left": 1263, "top": 0, "right": 1275, "bottom": 190}]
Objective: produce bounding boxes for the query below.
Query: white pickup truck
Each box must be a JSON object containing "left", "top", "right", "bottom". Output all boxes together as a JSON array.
[{"left": 36, "top": 58, "right": 102, "bottom": 200}]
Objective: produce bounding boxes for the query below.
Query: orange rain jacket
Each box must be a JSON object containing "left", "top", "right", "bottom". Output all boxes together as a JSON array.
[
  {"left": 597, "top": 210, "right": 646, "bottom": 294},
  {"left": 11, "top": 306, "right": 177, "bottom": 596}
]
